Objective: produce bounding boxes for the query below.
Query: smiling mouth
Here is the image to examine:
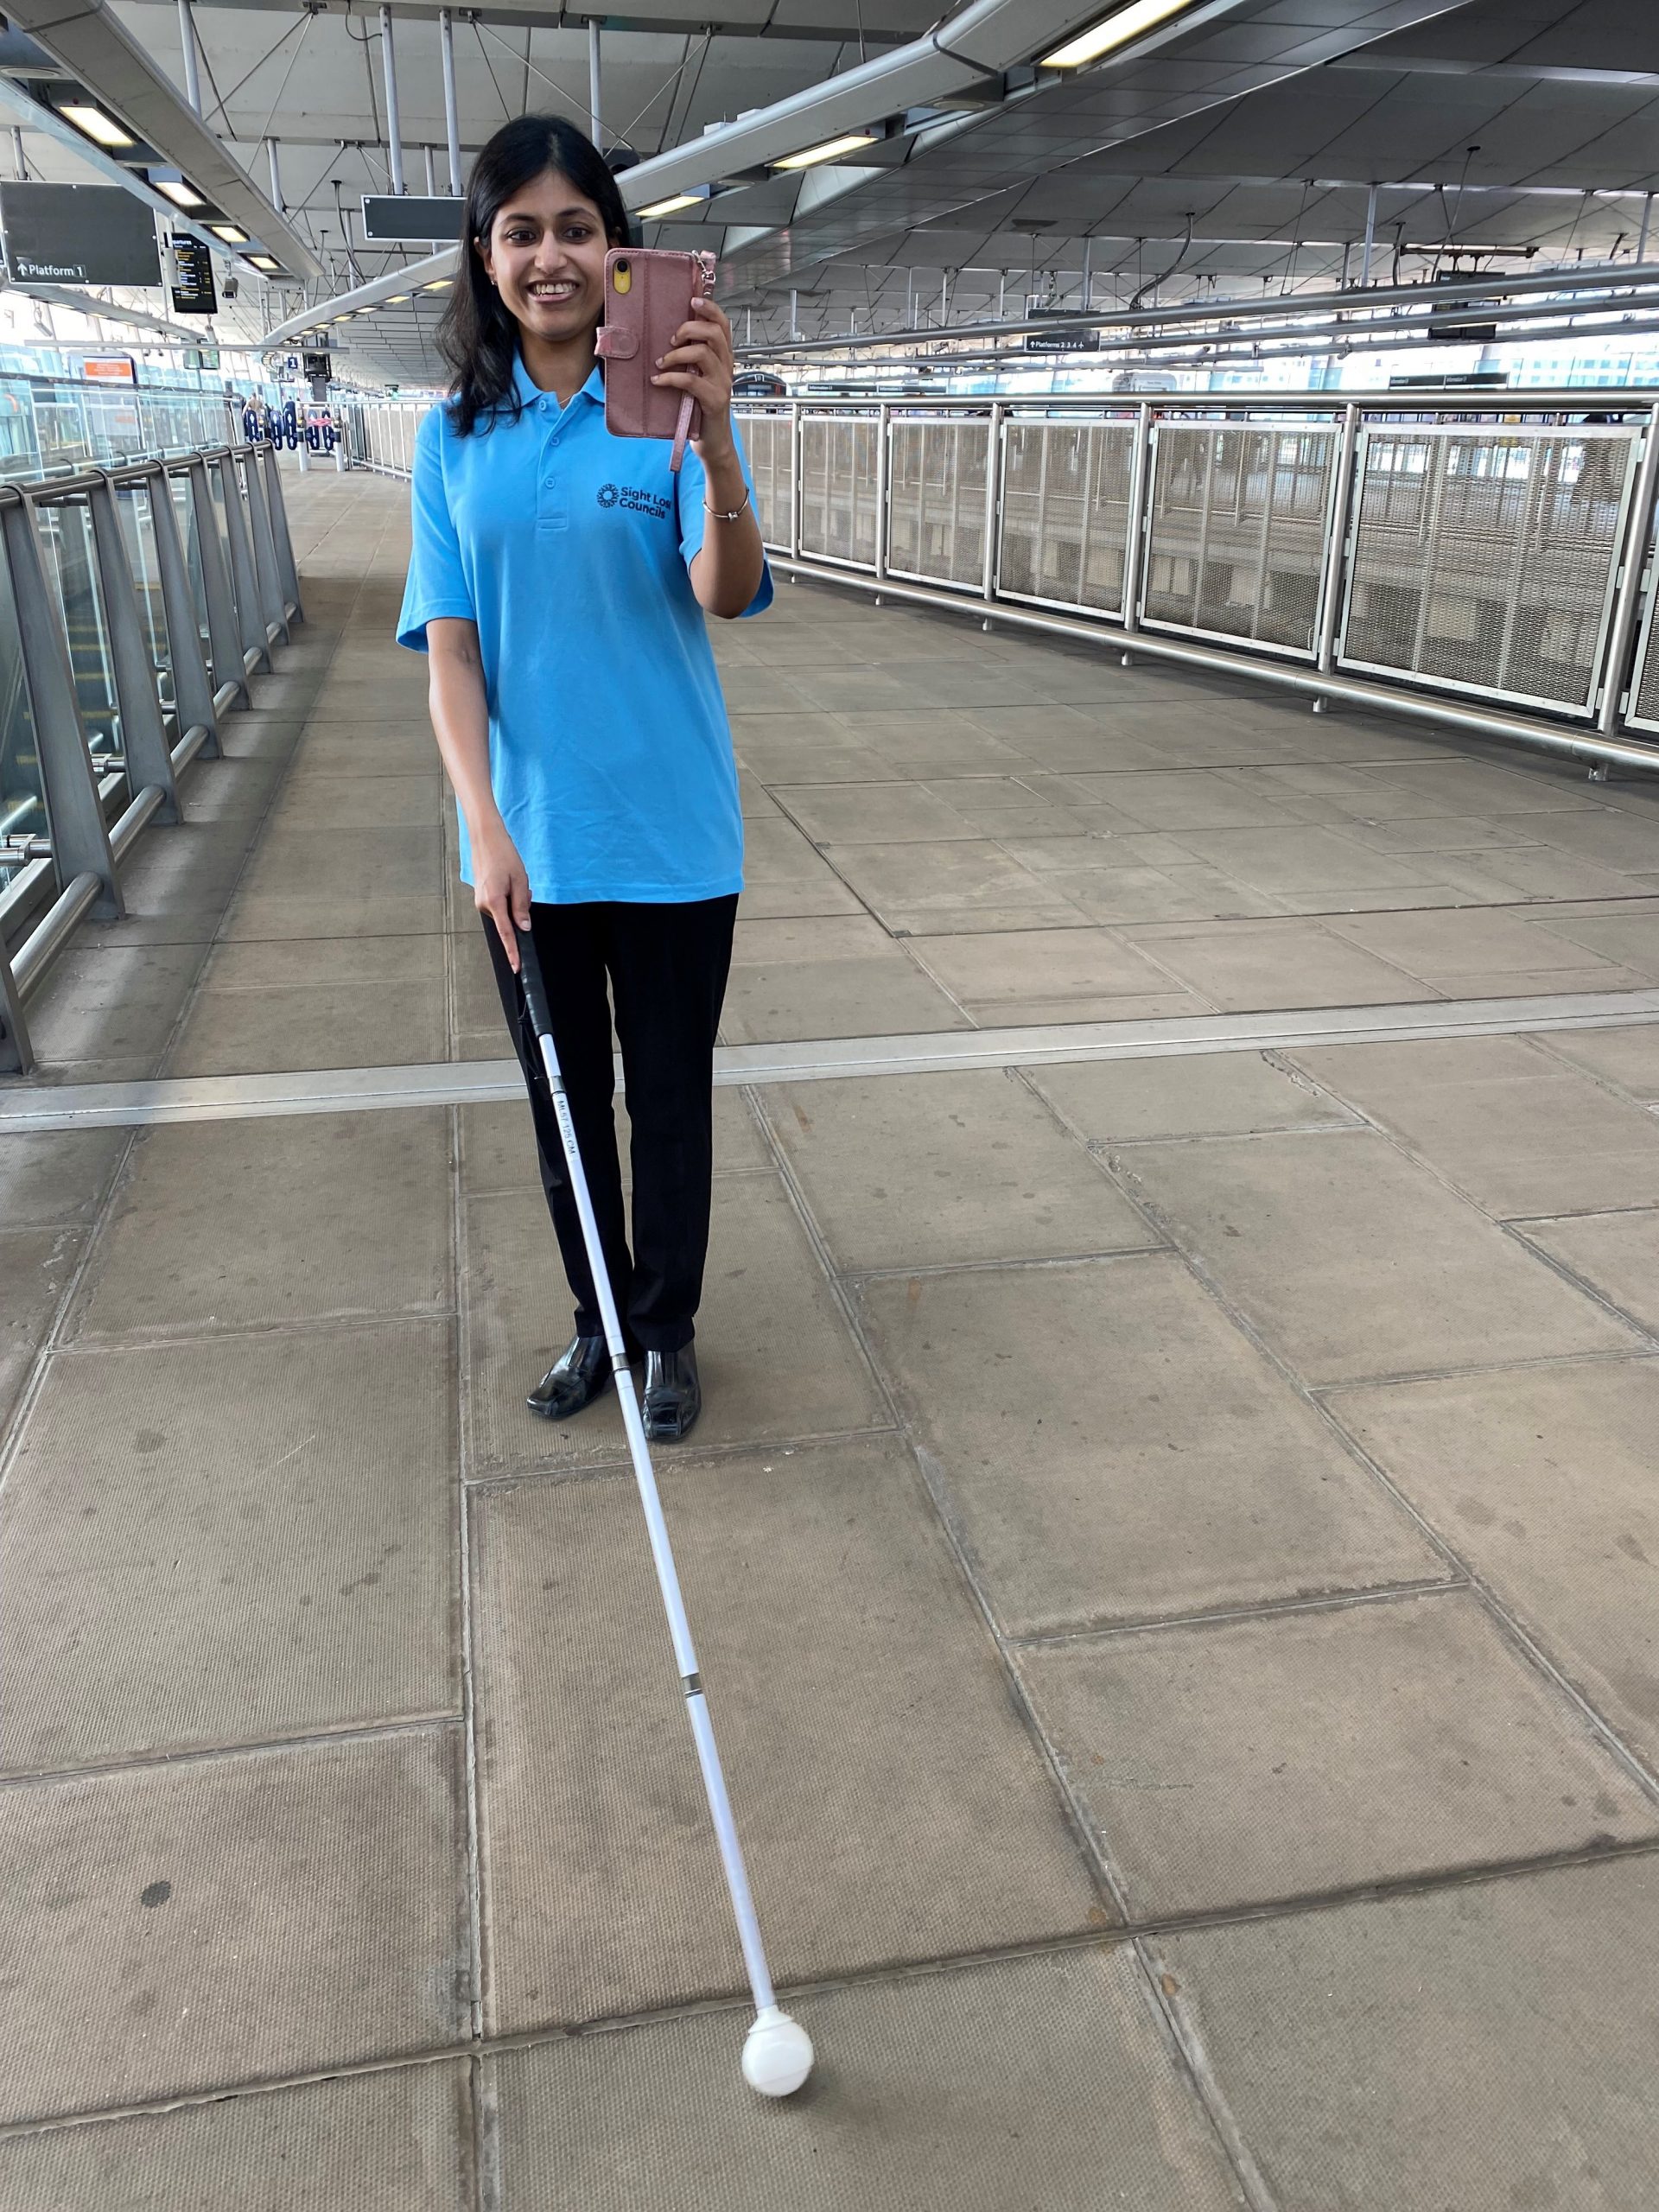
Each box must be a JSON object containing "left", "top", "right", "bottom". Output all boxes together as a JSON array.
[{"left": 525, "top": 282, "right": 578, "bottom": 302}]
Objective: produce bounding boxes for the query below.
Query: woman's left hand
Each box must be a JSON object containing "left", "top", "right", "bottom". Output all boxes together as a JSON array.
[{"left": 653, "top": 297, "right": 736, "bottom": 454}]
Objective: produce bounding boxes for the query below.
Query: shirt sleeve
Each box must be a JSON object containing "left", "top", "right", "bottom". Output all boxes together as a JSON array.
[
  {"left": 677, "top": 416, "right": 773, "bottom": 619},
  {"left": 396, "top": 408, "right": 475, "bottom": 652}
]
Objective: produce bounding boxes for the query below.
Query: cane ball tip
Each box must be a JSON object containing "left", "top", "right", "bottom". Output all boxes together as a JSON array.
[{"left": 741, "top": 2006, "right": 814, "bottom": 2097}]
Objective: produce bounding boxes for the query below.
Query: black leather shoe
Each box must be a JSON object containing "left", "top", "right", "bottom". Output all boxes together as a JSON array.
[
  {"left": 643, "top": 1344, "right": 701, "bottom": 1441},
  {"left": 528, "top": 1333, "right": 614, "bottom": 1421}
]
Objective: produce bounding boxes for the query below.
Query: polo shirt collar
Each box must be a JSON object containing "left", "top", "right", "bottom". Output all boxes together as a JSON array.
[{"left": 512, "top": 350, "right": 604, "bottom": 412}]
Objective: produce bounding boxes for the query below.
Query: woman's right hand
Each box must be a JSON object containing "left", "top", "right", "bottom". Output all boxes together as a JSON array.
[{"left": 473, "top": 822, "right": 532, "bottom": 970}]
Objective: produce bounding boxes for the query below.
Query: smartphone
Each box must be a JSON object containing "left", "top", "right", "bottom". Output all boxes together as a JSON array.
[{"left": 600, "top": 246, "right": 714, "bottom": 446}]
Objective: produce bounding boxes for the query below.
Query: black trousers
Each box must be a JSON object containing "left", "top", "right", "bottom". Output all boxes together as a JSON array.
[{"left": 486, "top": 895, "right": 737, "bottom": 1355}]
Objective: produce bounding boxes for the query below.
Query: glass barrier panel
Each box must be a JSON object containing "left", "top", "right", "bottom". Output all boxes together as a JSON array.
[
  {"left": 35, "top": 494, "right": 124, "bottom": 798},
  {"left": 114, "top": 481, "right": 175, "bottom": 724},
  {"left": 0, "top": 540, "right": 43, "bottom": 891}
]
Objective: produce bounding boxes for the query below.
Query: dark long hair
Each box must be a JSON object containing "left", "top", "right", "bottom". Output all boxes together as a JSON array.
[{"left": 437, "top": 115, "right": 631, "bottom": 437}]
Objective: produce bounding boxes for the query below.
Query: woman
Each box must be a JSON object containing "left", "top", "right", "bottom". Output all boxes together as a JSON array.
[{"left": 397, "top": 114, "right": 770, "bottom": 1442}]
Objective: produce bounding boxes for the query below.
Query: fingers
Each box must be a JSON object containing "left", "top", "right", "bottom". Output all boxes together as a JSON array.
[{"left": 487, "top": 899, "right": 519, "bottom": 972}]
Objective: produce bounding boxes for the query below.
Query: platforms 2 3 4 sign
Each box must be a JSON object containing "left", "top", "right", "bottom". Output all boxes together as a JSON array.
[{"left": 0, "top": 183, "right": 161, "bottom": 285}]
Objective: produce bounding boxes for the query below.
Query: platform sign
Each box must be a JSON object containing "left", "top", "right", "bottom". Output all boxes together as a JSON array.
[
  {"left": 361, "top": 194, "right": 463, "bottom": 243},
  {"left": 82, "top": 355, "right": 137, "bottom": 384},
  {"left": 0, "top": 182, "right": 161, "bottom": 285},
  {"left": 168, "top": 232, "right": 217, "bottom": 316}
]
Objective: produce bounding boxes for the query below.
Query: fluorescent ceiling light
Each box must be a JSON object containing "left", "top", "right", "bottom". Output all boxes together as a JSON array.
[
  {"left": 60, "top": 103, "right": 132, "bottom": 148},
  {"left": 248, "top": 255, "right": 279, "bottom": 271},
  {"left": 638, "top": 192, "right": 703, "bottom": 219},
  {"left": 385, "top": 292, "right": 411, "bottom": 303},
  {"left": 154, "top": 177, "right": 205, "bottom": 210},
  {"left": 1041, "top": 0, "right": 1194, "bottom": 68},
  {"left": 209, "top": 223, "right": 248, "bottom": 243},
  {"left": 771, "top": 132, "right": 878, "bottom": 171},
  {"left": 422, "top": 278, "right": 451, "bottom": 291}
]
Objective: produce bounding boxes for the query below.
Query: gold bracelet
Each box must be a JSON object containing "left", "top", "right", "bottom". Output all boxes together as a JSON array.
[{"left": 704, "top": 487, "right": 753, "bottom": 523}]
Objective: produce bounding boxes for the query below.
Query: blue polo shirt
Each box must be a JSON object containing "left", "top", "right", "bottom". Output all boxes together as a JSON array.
[{"left": 396, "top": 353, "right": 770, "bottom": 904}]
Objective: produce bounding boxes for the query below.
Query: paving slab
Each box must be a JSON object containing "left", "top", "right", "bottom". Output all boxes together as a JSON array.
[
  {"left": 474, "top": 1437, "right": 1099, "bottom": 2028},
  {"left": 20, "top": 942, "right": 209, "bottom": 1069},
  {"left": 168, "top": 976, "right": 449, "bottom": 1075},
  {"left": 1170, "top": 825, "right": 1444, "bottom": 895},
  {"left": 1161, "top": 1857, "right": 1659, "bottom": 2212},
  {"left": 1289, "top": 1039, "right": 1659, "bottom": 1219},
  {"left": 273, "top": 772, "right": 444, "bottom": 827},
  {"left": 1441, "top": 843, "right": 1652, "bottom": 900},
  {"left": 238, "top": 824, "right": 442, "bottom": 901},
  {"left": 463, "top": 1172, "right": 886, "bottom": 1475},
  {"left": 721, "top": 953, "right": 971, "bottom": 1044},
  {"left": 1114, "top": 918, "right": 1431, "bottom": 1010},
  {"left": 1324, "top": 904, "right": 1633, "bottom": 982},
  {"left": 0, "top": 1728, "right": 468, "bottom": 2122},
  {"left": 0, "top": 1128, "right": 125, "bottom": 1226},
  {"left": 775, "top": 780, "right": 985, "bottom": 844},
  {"left": 1059, "top": 770, "right": 1306, "bottom": 831},
  {"left": 1027, "top": 1051, "right": 1358, "bottom": 1142},
  {"left": 0, "top": 1226, "right": 79, "bottom": 1432},
  {"left": 1537, "top": 1021, "right": 1659, "bottom": 1095},
  {"left": 491, "top": 1948, "right": 1246, "bottom": 2212},
  {"left": 1020, "top": 1592, "right": 1656, "bottom": 1916},
  {"left": 908, "top": 924, "right": 1200, "bottom": 1022},
  {"left": 0, "top": 2059, "right": 473, "bottom": 2211},
  {"left": 0, "top": 1320, "right": 457, "bottom": 1769},
  {"left": 858, "top": 1254, "right": 1437, "bottom": 1637},
  {"left": 818, "top": 839, "right": 1074, "bottom": 927},
  {"left": 762, "top": 1069, "right": 1160, "bottom": 1270},
  {"left": 1526, "top": 905, "right": 1659, "bottom": 976},
  {"left": 221, "top": 889, "right": 448, "bottom": 940},
  {"left": 1116, "top": 1129, "right": 1637, "bottom": 1383},
  {"left": 69, "top": 1109, "right": 452, "bottom": 1342},
  {"left": 1329, "top": 1357, "right": 1659, "bottom": 1767}
]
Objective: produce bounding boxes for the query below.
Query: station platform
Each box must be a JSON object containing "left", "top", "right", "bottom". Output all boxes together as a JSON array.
[{"left": 3, "top": 465, "right": 1659, "bottom": 2207}]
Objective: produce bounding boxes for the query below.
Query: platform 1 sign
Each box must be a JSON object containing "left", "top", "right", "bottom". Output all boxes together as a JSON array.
[
  {"left": 361, "top": 194, "right": 463, "bottom": 243},
  {"left": 168, "top": 233, "right": 217, "bottom": 316},
  {"left": 0, "top": 182, "right": 161, "bottom": 286}
]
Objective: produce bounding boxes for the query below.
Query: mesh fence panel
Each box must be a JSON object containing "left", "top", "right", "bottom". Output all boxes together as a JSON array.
[
  {"left": 1340, "top": 428, "right": 1637, "bottom": 710},
  {"left": 1628, "top": 583, "right": 1659, "bottom": 733},
  {"left": 798, "top": 415, "right": 878, "bottom": 565},
  {"left": 996, "top": 419, "right": 1135, "bottom": 613},
  {"left": 887, "top": 418, "right": 989, "bottom": 588},
  {"left": 1141, "top": 424, "right": 1334, "bottom": 653}
]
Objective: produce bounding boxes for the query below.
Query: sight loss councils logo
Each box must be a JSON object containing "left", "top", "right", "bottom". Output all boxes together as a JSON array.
[{"left": 597, "top": 481, "right": 672, "bottom": 520}]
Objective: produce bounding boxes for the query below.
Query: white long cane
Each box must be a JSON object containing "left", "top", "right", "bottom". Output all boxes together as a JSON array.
[{"left": 514, "top": 925, "right": 814, "bottom": 2097}]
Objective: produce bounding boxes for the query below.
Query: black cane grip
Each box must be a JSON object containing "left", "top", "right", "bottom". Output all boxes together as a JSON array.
[{"left": 515, "top": 925, "right": 554, "bottom": 1041}]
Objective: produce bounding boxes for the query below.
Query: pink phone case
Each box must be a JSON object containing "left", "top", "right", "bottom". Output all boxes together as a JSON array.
[{"left": 595, "top": 247, "right": 715, "bottom": 471}]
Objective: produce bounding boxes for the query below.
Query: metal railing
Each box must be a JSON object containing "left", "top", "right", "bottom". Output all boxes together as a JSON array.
[
  {"left": 0, "top": 438, "right": 303, "bottom": 1075},
  {"left": 337, "top": 386, "right": 1659, "bottom": 774}
]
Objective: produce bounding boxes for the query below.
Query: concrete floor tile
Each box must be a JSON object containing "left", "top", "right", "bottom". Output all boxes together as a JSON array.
[
  {"left": 822, "top": 840, "right": 1075, "bottom": 924},
  {"left": 168, "top": 978, "right": 448, "bottom": 1075},
  {"left": 1171, "top": 826, "right": 1441, "bottom": 894},
  {"left": 274, "top": 772, "right": 443, "bottom": 828},
  {"left": 1412, "top": 963, "right": 1652, "bottom": 997},
  {"left": 1028, "top": 1052, "right": 1357, "bottom": 1142},
  {"left": 238, "top": 824, "right": 442, "bottom": 901},
  {"left": 70, "top": 1109, "right": 451, "bottom": 1341},
  {"left": 779, "top": 781, "right": 985, "bottom": 844},
  {"left": 1348, "top": 760, "right": 1601, "bottom": 816},
  {"left": 731, "top": 912, "right": 894, "bottom": 963},
  {"left": 1062, "top": 771, "right": 1305, "bottom": 831},
  {"left": 177, "top": 754, "right": 288, "bottom": 823},
  {"left": 0, "top": 1321, "right": 458, "bottom": 1768},
  {"left": 1537, "top": 1022, "right": 1659, "bottom": 1096},
  {"left": 1021, "top": 1593, "right": 1656, "bottom": 1915},
  {"left": 878, "top": 901, "right": 1097, "bottom": 937},
  {"left": 733, "top": 879, "right": 867, "bottom": 919},
  {"left": 1329, "top": 1359, "right": 1659, "bottom": 1767},
  {"left": 765, "top": 1070, "right": 1160, "bottom": 1270},
  {"left": 1118, "top": 1130, "right": 1636, "bottom": 1383},
  {"left": 738, "top": 740, "right": 899, "bottom": 785},
  {"left": 721, "top": 955, "right": 971, "bottom": 1044},
  {"left": 221, "top": 891, "right": 448, "bottom": 940},
  {"left": 1324, "top": 906, "right": 1630, "bottom": 981},
  {"left": 741, "top": 816, "right": 849, "bottom": 888},
  {"left": 290, "top": 725, "right": 438, "bottom": 774},
  {"left": 1115, "top": 920, "right": 1429, "bottom": 1012},
  {"left": 493, "top": 1948, "right": 1244, "bottom": 2211},
  {"left": 1530, "top": 1210, "right": 1659, "bottom": 1334},
  {"left": 0, "top": 2060, "right": 474, "bottom": 2211},
  {"left": 1161, "top": 1859, "right": 1659, "bottom": 2212},
  {"left": 1339, "top": 811, "right": 1546, "bottom": 853},
  {"left": 721, "top": 666, "right": 823, "bottom": 713},
  {"left": 1510, "top": 810, "right": 1659, "bottom": 874},
  {"left": 199, "top": 933, "right": 446, "bottom": 991},
  {"left": 1524, "top": 906, "right": 1659, "bottom": 976},
  {"left": 0, "top": 1730, "right": 468, "bottom": 2123},
  {"left": 0, "top": 1227, "right": 78, "bottom": 1430},
  {"left": 998, "top": 830, "right": 1199, "bottom": 872},
  {"left": 464, "top": 1173, "right": 885, "bottom": 1475},
  {"left": 910, "top": 925, "right": 1199, "bottom": 1013},
  {"left": 860, "top": 1254, "right": 1436, "bottom": 1636},
  {"left": 1439, "top": 845, "right": 1648, "bottom": 901},
  {"left": 474, "top": 1438, "right": 1099, "bottom": 2027},
  {"left": 1290, "top": 1040, "right": 1659, "bottom": 1218},
  {"left": 0, "top": 1129, "right": 125, "bottom": 1226},
  {"left": 22, "top": 942, "right": 209, "bottom": 1069},
  {"left": 1041, "top": 861, "right": 1285, "bottom": 925}
]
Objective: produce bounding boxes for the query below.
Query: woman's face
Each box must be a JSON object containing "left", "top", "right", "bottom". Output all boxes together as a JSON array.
[{"left": 480, "top": 168, "right": 611, "bottom": 346}]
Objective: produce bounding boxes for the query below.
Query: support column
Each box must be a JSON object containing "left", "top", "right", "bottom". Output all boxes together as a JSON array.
[
  {"left": 1360, "top": 183, "right": 1378, "bottom": 288},
  {"left": 440, "top": 9, "right": 461, "bottom": 195},
  {"left": 0, "top": 491, "right": 122, "bottom": 919},
  {"left": 380, "top": 5, "right": 404, "bottom": 194},
  {"left": 424, "top": 143, "right": 435, "bottom": 194},
  {"left": 588, "top": 19, "right": 602, "bottom": 144},
  {"left": 86, "top": 474, "right": 181, "bottom": 822},
  {"left": 177, "top": 0, "right": 202, "bottom": 115},
  {"left": 10, "top": 126, "right": 24, "bottom": 181},
  {"left": 267, "top": 137, "right": 283, "bottom": 215},
  {"left": 1640, "top": 192, "right": 1654, "bottom": 265}
]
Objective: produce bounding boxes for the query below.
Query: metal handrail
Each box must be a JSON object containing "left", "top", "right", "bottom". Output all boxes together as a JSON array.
[{"left": 0, "top": 441, "right": 303, "bottom": 1076}]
